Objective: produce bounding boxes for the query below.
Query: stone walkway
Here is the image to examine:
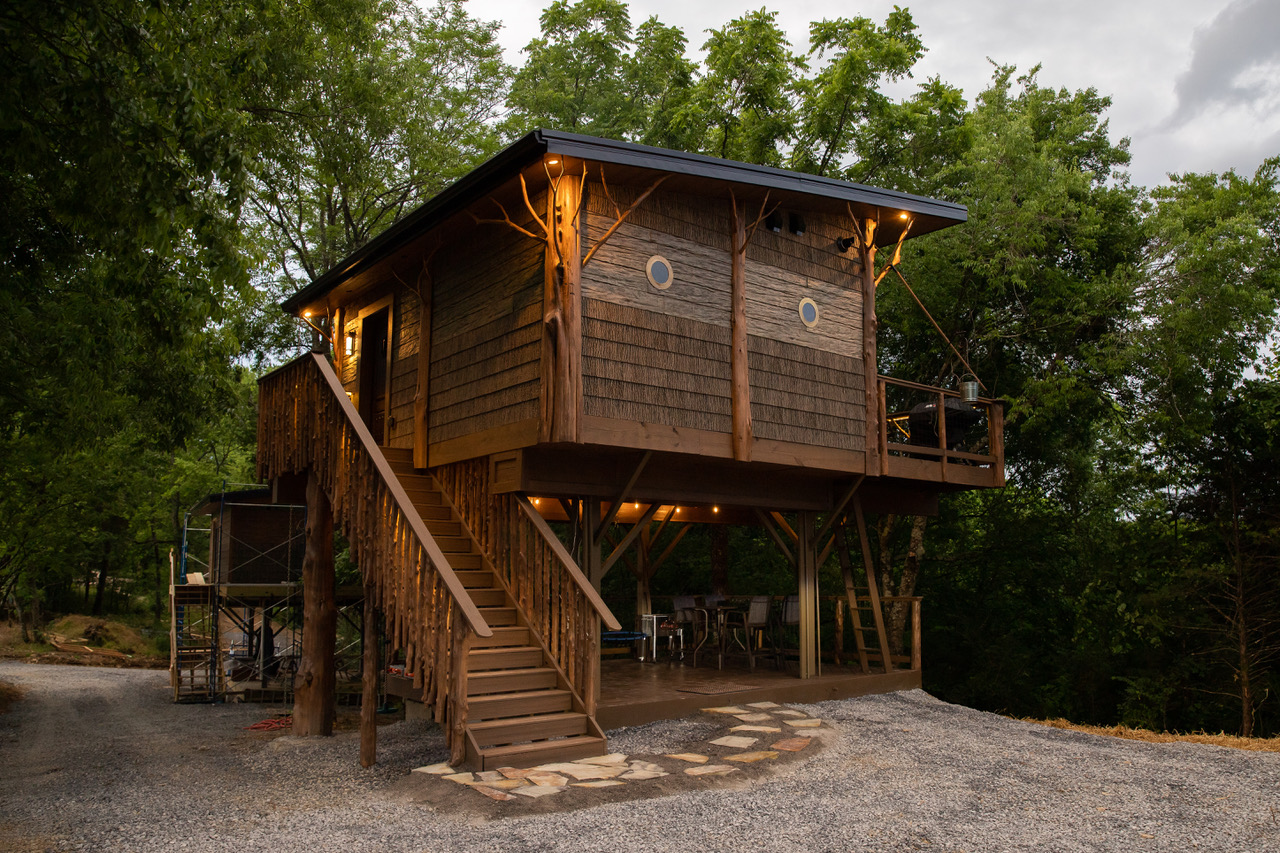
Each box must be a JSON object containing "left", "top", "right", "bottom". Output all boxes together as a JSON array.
[{"left": 415, "top": 701, "right": 824, "bottom": 802}]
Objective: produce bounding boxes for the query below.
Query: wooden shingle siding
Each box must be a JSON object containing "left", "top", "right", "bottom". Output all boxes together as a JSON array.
[
  {"left": 744, "top": 210, "right": 864, "bottom": 283},
  {"left": 744, "top": 259, "right": 862, "bottom": 357},
  {"left": 428, "top": 230, "right": 543, "bottom": 444},
  {"left": 389, "top": 290, "right": 420, "bottom": 449},
  {"left": 583, "top": 299, "right": 732, "bottom": 434},
  {"left": 581, "top": 217, "right": 731, "bottom": 328},
  {"left": 585, "top": 180, "right": 732, "bottom": 254},
  {"left": 748, "top": 336, "right": 864, "bottom": 451}
]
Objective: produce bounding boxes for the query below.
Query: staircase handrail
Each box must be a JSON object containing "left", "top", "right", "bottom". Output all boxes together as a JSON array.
[
  {"left": 260, "top": 353, "right": 492, "bottom": 638},
  {"left": 516, "top": 494, "right": 622, "bottom": 632}
]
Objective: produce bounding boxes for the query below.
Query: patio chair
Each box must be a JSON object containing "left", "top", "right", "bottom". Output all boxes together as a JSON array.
[
  {"left": 726, "top": 595, "right": 774, "bottom": 671},
  {"left": 775, "top": 594, "right": 801, "bottom": 671},
  {"left": 672, "top": 595, "right": 704, "bottom": 664}
]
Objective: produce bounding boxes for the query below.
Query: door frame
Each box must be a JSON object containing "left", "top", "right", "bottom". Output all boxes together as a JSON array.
[{"left": 353, "top": 293, "right": 394, "bottom": 446}]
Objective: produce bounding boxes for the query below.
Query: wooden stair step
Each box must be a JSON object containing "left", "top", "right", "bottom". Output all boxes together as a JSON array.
[
  {"left": 434, "top": 536, "right": 473, "bottom": 553},
  {"left": 468, "top": 646, "right": 543, "bottom": 671},
  {"left": 416, "top": 504, "right": 453, "bottom": 522},
  {"left": 475, "top": 735, "right": 606, "bottom": 771},
  {"left": 456, "top": 570, "right": 496, "bottom": 589},
  {"left": 467, "top": 667, "right": 556, "bottom": 695},
  {"left": 423, "top": 519, "right": 461, "bottom": 537},
  {"left": 468, "top": 712, "right": 589, "bottom": 747},
  {"left": 468, "top": 688, "right": 572, "bottom": 720},
  {"left": 400, "top": 487, "right": 443, "bottom": 506},
  {"left": 448, "top": 553, "right": 483, "bottom": 570},
  {"left": 468, "top": 588, "right": 507, "bottom": 608},
  {"left": 471, "top": 626, "right": 532, "bottom": 648},
  {"left": 477, "top": 606, "right": 517, "bottom": 625}
]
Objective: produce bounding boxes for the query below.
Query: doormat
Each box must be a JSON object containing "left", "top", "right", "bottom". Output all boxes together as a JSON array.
[{"left": 676, "top": 682, "right": 757, "bottom": 695}]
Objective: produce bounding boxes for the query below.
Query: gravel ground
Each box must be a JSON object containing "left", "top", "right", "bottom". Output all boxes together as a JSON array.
[{"left": 1, "top": 661, "right": 1277, "bottom": 852}]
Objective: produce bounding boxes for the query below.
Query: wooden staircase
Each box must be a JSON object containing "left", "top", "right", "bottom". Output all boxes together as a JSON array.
[{"left": 382, "top": 448, "right": 607, "bottom": 769}]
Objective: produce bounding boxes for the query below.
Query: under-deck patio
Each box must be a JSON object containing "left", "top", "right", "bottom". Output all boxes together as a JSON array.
[{"left": 597, "top": 657, "right": 920, "bottom": 729}]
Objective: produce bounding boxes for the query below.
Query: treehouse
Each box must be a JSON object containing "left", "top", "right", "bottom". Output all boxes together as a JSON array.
[{"left": 256, "top": 130, "right": 1004, "bottom": 770}]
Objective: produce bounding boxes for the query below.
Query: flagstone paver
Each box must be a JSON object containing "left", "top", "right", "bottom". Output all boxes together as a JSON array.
[
  {"left": 620, "top": 769, "right": 667, "bottom": 780},
  {"left": 473, "top": 785, "right": 518, "bottom": 802},
  {"left": 784, "top": 719, "right": 822, "bottom": 728},
  {"left": 443, "top": 772, "right": 474, "bottom": 784},
  {"left": 773, "top": 709, "right": 807, "bottom": 717},
  {"left": 665, "top": 753, "right": 709, "bottom": 764},
  {"left": 628, "top": 760, "right": 666, "bottom": 773},
  {"left": 746, "top": 701, "right": 780, "bottom": 709},
  {"left": 475, "top": 770, "right": 506, "bottom": 782},
  {"left": 525, "top": 771, "right": 569, "bottom": 787},
  {"left": 412, "top": 763, "right": 455, "bottom": 775},
  {"left": 727, "top": 750, "right": 779, "bottom": 763},
  {"left": 685, "top": 764, "right": 738, "bottom": 777},
  {"left": 734, "top": 712, "right": 776, "bottom": 723},
  {"left": 701, "top": 706, "right": 748, "bottom": 714},
  {"left": 710, "top": 735, "right": 758, "bottom": 748},
  {"left": 512, "top": 785, "right": 566, "bottom": 798},
  {"left": 497, "top": 766, "right": 533, "bottom": 779},
  {"left": 730, "top": 724, "right": 782, "bottom": 733},
  {"left": 576, "top": 753, "right": 629, "bottom": 766},
  {"left": 572, "top": 780, "right": 626, "bottom": 788},
  {"left": 771, "top": 737, "right": 813, "bottom": 752}
]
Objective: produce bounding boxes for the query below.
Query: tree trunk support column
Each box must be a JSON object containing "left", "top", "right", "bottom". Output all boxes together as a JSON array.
[
  {"left": 294, "top": 469, "right": 336, "bottom": 736},
  {"left": 359, "top": 588, "right": 378, "bottom": 767}
]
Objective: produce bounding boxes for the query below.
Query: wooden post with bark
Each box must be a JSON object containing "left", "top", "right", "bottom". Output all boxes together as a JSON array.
[
  {"left": 294, "top": 469, "right": 336, "bottom": 736},
  {"left": 359, "top": 587, "right": 378, "bottom": 767}
]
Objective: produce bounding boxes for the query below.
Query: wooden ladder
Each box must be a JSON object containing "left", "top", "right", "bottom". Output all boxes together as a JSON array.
[
  {"left": 833, "top": 510, "right": 894, "bottom": 674},
  {"left": 382, "top": 448, "right": 607, "bottom": 770}
]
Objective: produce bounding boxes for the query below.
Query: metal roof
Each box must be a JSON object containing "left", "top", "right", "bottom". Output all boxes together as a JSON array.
[{"left": 282, "top": 129, "right": 967, "bottom": 315}]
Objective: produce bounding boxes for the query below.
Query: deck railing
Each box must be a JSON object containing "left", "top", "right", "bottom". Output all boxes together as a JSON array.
[
  {"left": 435, "top": 460, "right": 621, "bottom": 715},
  {"left": 878, "top": 376, "right": 1004, "bottom": 486},
  {"left": 258, "top": 354, "right": 490, "bottom": 761}
]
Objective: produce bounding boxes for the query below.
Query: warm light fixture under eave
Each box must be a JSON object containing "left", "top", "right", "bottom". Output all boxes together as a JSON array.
[
  {"left": 712, "top": 506, "right": 720, "bottom": 514},
  {"left": 899, "top": 212, "right": 909, "bottom": 220},
  {"left": 546, "top": 157, "right": 560, "bottom": 165}
]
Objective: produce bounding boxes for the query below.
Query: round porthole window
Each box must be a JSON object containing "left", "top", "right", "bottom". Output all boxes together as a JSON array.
[
  {"left": 646, "top": 255, "right": 673, "bottom": 290},
  {"left": 799, "top": 297, "right": 820, "bottom": 327}
]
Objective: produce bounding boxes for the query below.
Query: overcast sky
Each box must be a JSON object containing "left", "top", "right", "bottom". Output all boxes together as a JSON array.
[{"left": 463, "top": 0, "right": 1280, "bottom": 189}]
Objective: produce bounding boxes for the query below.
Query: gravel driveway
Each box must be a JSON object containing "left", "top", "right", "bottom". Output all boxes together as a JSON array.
[{"left": 1, "top": 661, "right": 1276, "bottom": 852}]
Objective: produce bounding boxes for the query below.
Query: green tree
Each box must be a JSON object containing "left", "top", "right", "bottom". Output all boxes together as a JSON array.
[
  {"left": 506, "top": 0, "right": 636, "bottom": 138},
  {"left": 248, "top": 0, "right": 508, "bottom": 320}
]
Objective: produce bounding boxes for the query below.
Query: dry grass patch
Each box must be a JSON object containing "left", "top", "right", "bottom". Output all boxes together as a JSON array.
[{"left": 1026, "top": 717, "right": 1280, "bottom": 753}]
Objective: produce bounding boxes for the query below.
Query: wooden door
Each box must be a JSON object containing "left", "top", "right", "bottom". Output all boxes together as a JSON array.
[{"left": 359, "top": 306, "right": 391, "bottom": 444}]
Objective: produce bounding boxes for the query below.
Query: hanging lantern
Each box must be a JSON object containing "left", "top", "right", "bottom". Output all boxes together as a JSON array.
[{"left": 959, "top": 374, "right": 980, "bottom": 404}]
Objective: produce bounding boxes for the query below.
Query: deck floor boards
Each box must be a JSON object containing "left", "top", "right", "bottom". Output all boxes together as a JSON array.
[{"left": 596, "top": 657, "right": 920, "bottom": 729}]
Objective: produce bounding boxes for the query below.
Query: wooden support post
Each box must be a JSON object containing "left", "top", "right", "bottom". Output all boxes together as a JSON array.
[
  {"left": 294, "top": 469, "right": 336, "bottom": 736},
  {"left": 858, "top": 219, "right": 881, "bottom": 476},
  {"left": 730, "top": 197, "right": 752, "bottom": 461},
  {"left": 853, "top": 496, "right": 893, "bottom": 673},
  {"left": 359, "top": 589, "right": 377, "bottom": 767},
  {"left": 911, "top": 598, "right": 922, "bottom": 672},
  {"left": 580, "top": 499, "right": 603, "bottom": 715},
  {"left": 797, "top": 511, "right": 819, "bottom": 679},
  {"left": 413, "top": 284, "right": 433, "bottom": 469},
  {"left": 541, "top": 171, "right": 583, "bottom": 443}
]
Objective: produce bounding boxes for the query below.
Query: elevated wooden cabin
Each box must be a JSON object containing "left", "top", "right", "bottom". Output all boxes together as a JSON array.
[{"left": 257, "top": 130, "right": 1004, "bottom": 769}]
